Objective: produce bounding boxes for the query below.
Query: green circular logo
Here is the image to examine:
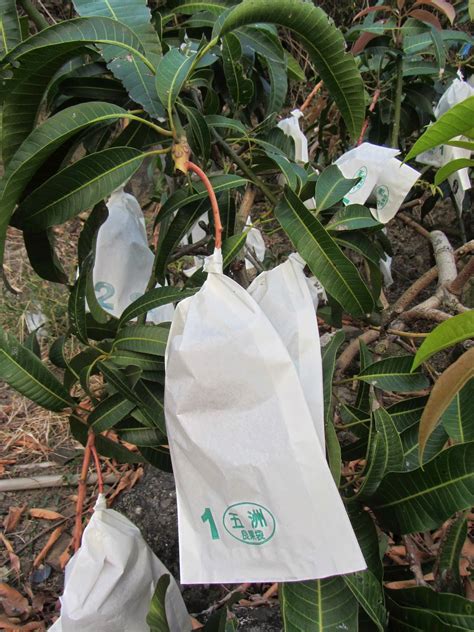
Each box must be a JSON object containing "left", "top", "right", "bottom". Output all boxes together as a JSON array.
[
  {"left": 376, "top": 185, "right": 389, "bottom": 210},
  {"left": 349, "top": 166, "right": 367, "bottom": 193},
  {"left": 223, "top": 502, "right": 276, "bottom": 545}
]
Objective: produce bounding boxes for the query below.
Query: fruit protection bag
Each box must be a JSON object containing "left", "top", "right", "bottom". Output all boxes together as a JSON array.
[
  {"left": 49, "top": 495, "right": 190, "bottom": 632},
  {"left": 164, "top": 248, "right": 365, "bottom": 584},
  {"left": 93, "top": 188, "right": 174, "bottom": 324},
  {"left": 248, "top": 253, "right": 325, "bottom": 449}
]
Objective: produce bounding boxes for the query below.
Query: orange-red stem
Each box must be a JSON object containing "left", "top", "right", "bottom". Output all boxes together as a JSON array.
[{"left": 185, "top": 160, "right": 223, "bottom": 249}]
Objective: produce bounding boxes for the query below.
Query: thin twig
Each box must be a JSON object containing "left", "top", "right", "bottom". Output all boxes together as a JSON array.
[
  {"left": 398, "top": 212, "right": 430, "bottom": 239},
  {"left": 335, "top": 330, "right": 380, "bottom": 375},
  {"left": 300, "top": 80, "right": 323, "bottom": 113},
  {"left": 357, "top": 87, "right": 381, "bottom": 146}
]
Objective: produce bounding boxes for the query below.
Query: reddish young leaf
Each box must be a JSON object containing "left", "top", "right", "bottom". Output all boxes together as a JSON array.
[
  {"left": 408, "top": 8, "right": 443, "bottom": 29},
  {"left": 413, "top": 0, "right": 455, "bottom": 24},
  {"left": 352, "top": 31, "right": 381, "bottom": 55},
  {"left": 353, "top": 5, "right": 392, "bottom": 21}
]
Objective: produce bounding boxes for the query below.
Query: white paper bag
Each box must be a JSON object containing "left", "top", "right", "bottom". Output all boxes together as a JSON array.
[
  {"left": 418, "top": 78, "right": 474, "bottom": 210},
  {"left": 49, "top": 495, "right": 190, "bottom": 632},
  {"left": 93, "top": 188, "right": 174, "bottom": 324},
  {"left": 370, "top": 157, "right": 420, "bottom": 223},
  {"left": 277, "top": 109, "right": 309, "bottom": 163},
  {"left": 248, "top": 253, "right": 325, "bottom": 449},
  {"left": 244, "top": 217, "right": 266, "bottom": 271},
  {"left": 165, "top": 249, "right": 365, "bottom": 584},
  {"left": 335, "top": 143, "right": 399, "bottom": 206},
  {"left": 434, "top": 77, "right": 474, "bottom": 118}
]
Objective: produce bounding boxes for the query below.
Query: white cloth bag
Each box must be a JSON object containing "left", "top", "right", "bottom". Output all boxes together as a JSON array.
[
  {"left": 248, "top": 253, "right": 325, "bottom": 449},
  {"left": 165, "top": 249, "right": 365, "bottom": 584},
  {"left": 49, "top": 495, "right": 190, "bottom": 632},
  {"left": 93, "top": 188, "right": 174, "bottom": 324}
]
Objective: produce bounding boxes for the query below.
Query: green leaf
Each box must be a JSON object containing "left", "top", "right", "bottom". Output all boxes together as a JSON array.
[
  {"left": 236, "top": 25, "right": 287, "bottom": 114},
  {"left": 357, "top": 356, "right": 429, "bottom": 392},
  {"left": 157, "top": 175, "right": 247, "bottom": 222},
  {"left": 0, "top": 325, "right": 74, "bottom": 411},
  {"left": 374, "top": 408, "right": 404, "bottom": 473},
  {"left": 89, "top": 393, "right": 135, "bottom": 432},
  {"left": 328, "top": 205, "right": 382, "bottom": 232},
  {"left": 205, "top": 115, "right": 246, "bottom": 135},
  {"left": 285, "top": 51, "right": 305, "bottom": 82},
  {"left": 371, "top": 442, "right": 474, "bottom": 534},
  {"left": 13, "top": 147, "right": 144, "bottom": 230},
  {"left": 49, "top": 335, "right": 69, "bottom": 369},
  {"left": 355, "top": 340, "right": 373, "bottom": 413},
  {"left": 440, "top": 379, "right": 474, "bottom": 443},
  {"left": 154, "top": 198, "right": 210, "bottom": 282},
  {"left": 166, "top": 0, "right": 233, "bottom": 16},
  {"left": 139, "top": 445, "right": 172, "bottom": 472},
  {"left": 280, "top": 578, "right": 358, "bottom": 632},
  {"left": 118, "top": 426, "right": 165, "bottom": 447},
  {"left": 118, "top": 286, "right": 197, "bottom": 328},
  {"left": 0, "top": 0, "right": 21, "bottom": 56},
  {"left": 413, "top": 312, "right": 474, "bottom": 371},
  {"left": 73, "top": 1, "right": 163, "bottom": 118},
  {"left": 181, "top": 104, "right": 211, "bottom": 163},
  {"left": 344, "top": 570, "right": 386, "bottom": 632},
  {"left": 400, "top": 422, "right": 448, "bottom": 471},
  {"left": 388, "top": 586, "right": 474, "bottom": 630},
  {"left": 0, "top": 101, "right": 127, "bottom": 266},
  {"left": 146, "top": 574, "right": 171, "bottom": 632},
  {"left": 72, "top": 0, "right": 161, "bottom": 62},
  {"left": 275, "top": 188, "right": 374, "bottom": 317},
  {"left": 23, "top": 229, "right": 69, "bottom": 284},
  {"left": 315, "top": 165, "right": 360, "bottom": 212},
  {"left": 113, "top": 325, "right": 169, "bottom": 356},
  {"left": 110, "top": 349, "right": 164, "bottom": 371},
  {"left": 155, "top": 48, "right": 195, "bottom": 117},
  {"left": 387, "top": 595, "right": 468, "bottom": 632},
  {"left": 322, "top": 330, "right": 345, "bottom": 484},
  {"left": 70, "top": 414, "right": 144, "bottom": 463},
  {"left": 348, "top": 505, "right": 383, "bottom": 581},
  {"left": 219, "top": 0, "right": 365, "bottom": 137},
  {"left": 435, "top": 158, "right": 474, "bottom": 185},
  {"left": 386, "top": 396, "right": 428, "bottom": 432},
  {"left": 78, "top": 202, "right": 108, "bottom": 266},
  {"left": 222, "top": 33, "right": 254, "bottom": 108},
  {"left": 134, "top": 380, "right": 166, "bottom": 434},
  {"left": 405, "top": 96, "right": 474, "bottom": 161},
  {"left": 68, "top": 258, "right": 90, "bottom": 345},
  {"left": 98, "top": 360, "right": 145, "bottom": 405},
  {"left": 0, "top": 17, "right": 150, "bottom": 164},
  {"left": 334, "top": 232, "right": 383, "bottom": 267}
]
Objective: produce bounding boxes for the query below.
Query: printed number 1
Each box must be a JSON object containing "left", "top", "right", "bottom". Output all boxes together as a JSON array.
[{"left": 201, "top": 508, "right": 220, "bottom": 540}]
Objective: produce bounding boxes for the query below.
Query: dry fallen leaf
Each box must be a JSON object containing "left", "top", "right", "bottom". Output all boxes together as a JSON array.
[
  {"left": 4, "top": 506, "right": 27, "bottom": 534},
  {"left": 29, "top": 509, "right": 64, "bottom": 521},
  {"left": 0, "top": 583, "right": 31, "bottom": 618},
  {"left": 0, "top": 534, "right": 21, "bottom": 576},
  {"left": 33, "top": 527, "right": 64, "bottom": 568}
]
